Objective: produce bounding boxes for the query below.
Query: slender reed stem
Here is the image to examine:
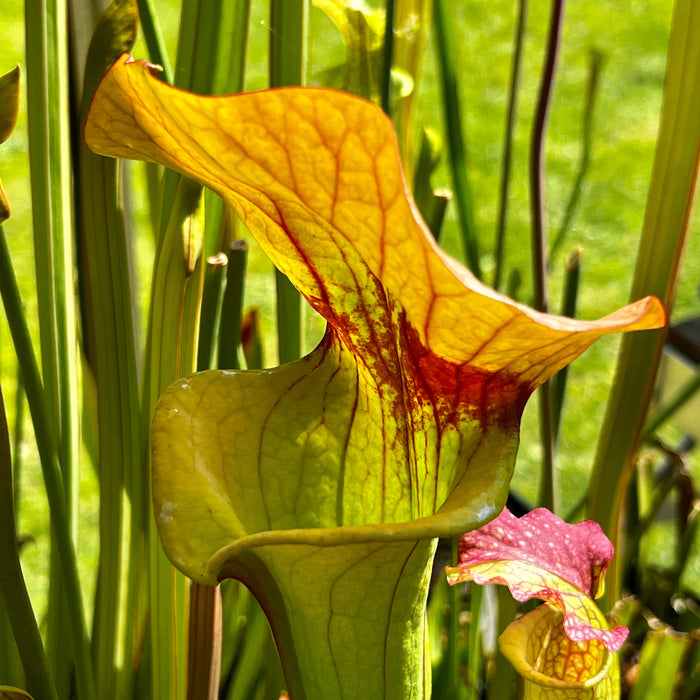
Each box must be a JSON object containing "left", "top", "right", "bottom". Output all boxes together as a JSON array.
[
  {"left": 136, "top": 0, "right": 173, "bottom": 81},
  {"left": 270, "top": 0, "right": 308, "bottom": 363},
  {"left": 79, "top": 5, "right": 142, "bottom": 694},
  {"left": 433, "top": 0, "right": 481, "bottom": 277},
  {"left": 588, "top": 0, "right": 700, "bottom": 606},
  {"left": 538, "top": 384, "right": 558, "bottom": 513},
  {"left": 530, "top": 0, "right": 565, "bottom": 313},
  {"left": 494, "top": 0, "right": 529, "bottom": 291},
  {"left": 530, "top": 0, "right": 566, "bottom": 514},
  {"left": 187, "top": 586, "right": 223, "bottom": 700},
  {"left": 25, "top": 0, "right": 82, "bottom": 693},
  {"left": 0, "top": 226, "right": 96, "bottom": 700},
  {"left": 195, "top": 0, "right": 251, "bottom": 372},
  {"left": 218, "top": 240, "right": 248, "bottom": 370},
  {"left": 381, "top": 0, "right": 396, "bottom": 116},
  {"left": 270, "top": 0, "right": 308, "bottom": 86},
  {"left": 0, "top": 385, "right": 58, "bottom": 700},
  {"left": 145, "top": 176, "right": 204, "bottom": 700},
  {"left": 198, "top": 253, "right": 228, "bottom": 371},
  {"left": 553, "top": 247, "right": 582, "bottom": 440},
  {"left": 11, "top": 366, "right": 24, "bottom": 513},
  {"left": 466, "top": 583, "right": 484, "bottom": 700}
]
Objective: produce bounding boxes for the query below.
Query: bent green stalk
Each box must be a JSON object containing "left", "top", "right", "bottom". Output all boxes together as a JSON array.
[
  {"left": 0, "top": 381, "right": 57, "bottom": 700},
  {"left": 588, "top": 0, "right": 700, "bottom": 605},
  {"left": 0, "top": 227, "right": 95, "bottom": 700}
]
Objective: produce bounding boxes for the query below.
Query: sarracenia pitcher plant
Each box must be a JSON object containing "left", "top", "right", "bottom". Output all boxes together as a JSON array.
[
  {"left": 84, "top": 55, "right": 664, "bottom": 698},
  {"left": 448, "top": 508, "right": 629, "bottom": 699}
]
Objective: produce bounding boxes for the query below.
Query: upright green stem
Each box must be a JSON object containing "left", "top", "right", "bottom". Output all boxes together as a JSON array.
[
  {"left": 11, "top": 365, "right": 24, "bottom": 513},
  {"left": 187, "top": 585, "right": 222, "bottom": 700},
  {"left": 537, "top": 384, "right": 558, "bottom": 513},
  {"left": 530, "top": 0, "right": 565, "bottom": 313},
  {"left": 380, "top": 0, "right": 396, "bottom": 116},
  {"left": 145, "top": 176, "right": 205, "bottom": 700},
  {"left": 0, "top": 385, "right": 58, "bottom": 700},
  {"left": 136, "top": 0, "right": 173, "bottom": 81},
  {"left": 270, "top": 0, "right": 308, "bottom": 86},
  {"left": 0, "top": 227, "right": 95, "bottom": 700},
  {"left": 494, "top": 0, "right": 529, "bottom": 291},
  {"left": 588, "top": 0, "right": 700, "bottom": 606},
  {"left": 218, "top": 240, "right": 248, "bottom": 370},
  {"left": 270, "top": 0, "right": 308, "bottom": 362},
  {"left": 433, "top": 0, "right": 480, "bottom": 277},
  {"left": 197, "top": 253, "right": 228, "bottom": 371},
  {"left": 78, "top": 4, "right": 142, "bottom": 695},
  {"left": 467, "top": 583, "right": 484, "bottom": 700},
  {"left": 25, "top": 0, "right": 81, "bottom": 693},
  {"left": 177, "top": 0, "right": 251, "bottom": 95},
  {"left": 530, "top": 0, "right": 566, "bottom": 514},
  {"left": 25, "top": 0, "right": 80, "bottom": 513},
  {"left": 195, "top": 0, "right": 251, "bottom": 371},
  {"left": 553, "top": 247, "right": 582, "bottom": 440}
]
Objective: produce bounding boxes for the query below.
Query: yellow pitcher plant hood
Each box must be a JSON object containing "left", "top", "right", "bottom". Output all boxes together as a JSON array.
[{"left": 84, "top": 54, "right": 664, "bottom": 585}]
